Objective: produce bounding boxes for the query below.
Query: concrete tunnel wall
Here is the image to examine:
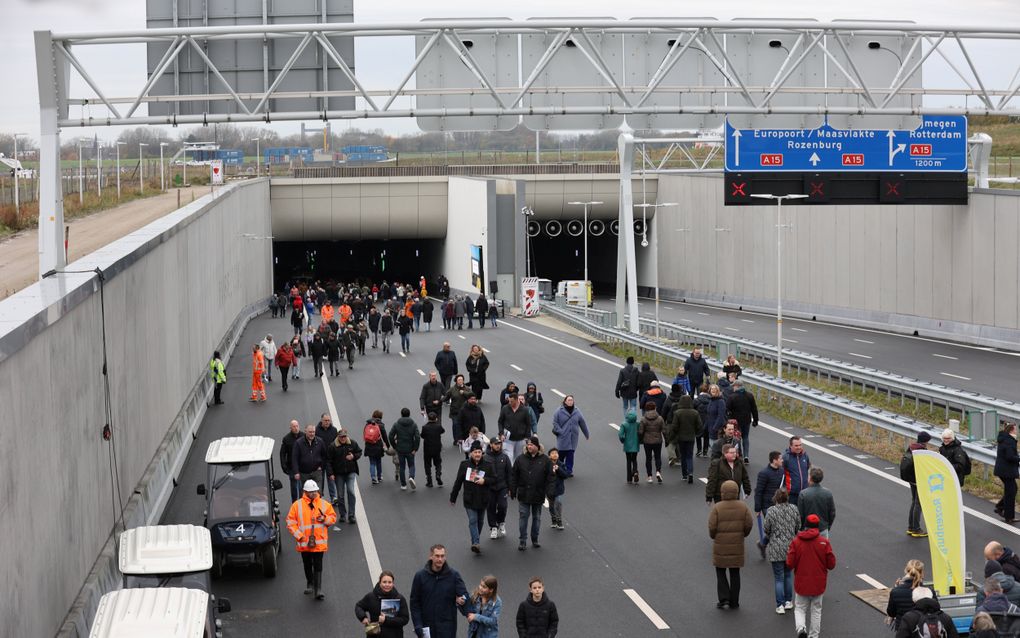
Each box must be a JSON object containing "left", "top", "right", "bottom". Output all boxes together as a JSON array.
[
  {"left": 0, "top": 179, "right": 272, "bottom": 638},
  {"left": 645, "top": 174, "right": 1020, "bottom": 348}
]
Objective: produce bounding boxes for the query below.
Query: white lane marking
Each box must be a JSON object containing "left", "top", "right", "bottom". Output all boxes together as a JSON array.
[
  {"left": 416, "top": 369, "right": 426, "bottom": 376},
  {"left": 698, "top": 477, "right": 708, "bottom": 484},
  {"left": 510, "top": 364, "right": 523, "bottom": 371},
  {"left": 783, "top": 339, "right": 799, "bottom": 344},
  {"left": 505, "top": 317, "right": 1020, "bottom": 537},
  {"left": 932, "top": 353, "right": 958, "bottom": 360},
  {"left": 757, "top": 420, "right": 1020, "bottom": 536},
  {"left": 857, "top": 574, "right": 887, "bottom": 590},
  {"left": 458, "top": 335, "right": 466, "bottom": 340},
  {"left": 697, "top": 312, "right": 711, "bottom": 316},
  {"left": 854, "top": 338, "right": 875, "bottom": 344},
  {"left": 741, "top": 319, "right": 755, "bottom": 323},
  {"left": 482, "top": 347, "right": 491, "bottom": 353},
  {"left": 791, "top": 327, "right": 808, "bottom": 332},
  {"left": 321, "top": 374, "right": 382, "bottom": 586},
  {"left": 551, "top": 388, "right": 567, "bottom": 398},
  {"left": 609, "top": 423, "right": 620, "bottom": 431},
  {"left": 623, "top": 589, "right": 670, "bottom": 630},
  {"left": 724, "top": 327, "right": 741, "bottom": 332},
  {"left": 848, "top": 352, "right": 872, "bottom": 359},
  {"left": 941, "top": 372, "right": 972, "bottom": 381},
  {"left": 399, "top": 352, "right": 406, "bottom": 358}
]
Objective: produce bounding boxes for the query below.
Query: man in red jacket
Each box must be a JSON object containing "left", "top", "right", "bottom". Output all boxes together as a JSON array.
[{"left": 786, "top": 514, "right": 836, "bottom": 638}]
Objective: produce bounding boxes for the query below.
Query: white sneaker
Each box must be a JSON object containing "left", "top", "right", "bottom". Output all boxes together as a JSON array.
[
  {"left": 784, "top": 601, "right": 794, "bottom": 610},
  {"left": 490, "top": 527, "right": 498, "bottom": 540},
  {"left": 408, "top": 477, "right": 416, "bottom": 490},
  {"left": 775, "top": 605, "right": 785, "bottom": 615},
  {"left": 498, "top": 523, "right": 506, "bottom": 537}
]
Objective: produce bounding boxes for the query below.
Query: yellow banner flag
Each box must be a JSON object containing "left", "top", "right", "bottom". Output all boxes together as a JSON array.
[{"left": 912, "top": 449, "right": 967, "bottom": 596}]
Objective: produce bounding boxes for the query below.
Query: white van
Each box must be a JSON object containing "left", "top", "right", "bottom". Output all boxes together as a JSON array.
[
  {"left": 556, "top": 280, "right": 593, "bottom": 307},
  {"left": 89, "top": 587, "right": 211, "bottom": 638}
]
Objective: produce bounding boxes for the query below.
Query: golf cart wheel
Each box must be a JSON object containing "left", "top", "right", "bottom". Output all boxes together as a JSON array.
[
  {"left": 261, "top": 545, "right": 278, "bottom": 578},
  {"left": 211, "top": 549, "right": 224, "bottom": 579}
]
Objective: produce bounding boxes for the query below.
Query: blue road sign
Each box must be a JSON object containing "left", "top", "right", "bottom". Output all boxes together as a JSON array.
[{"left": 724, "top": 115, "right": 968, "bottom": 172}]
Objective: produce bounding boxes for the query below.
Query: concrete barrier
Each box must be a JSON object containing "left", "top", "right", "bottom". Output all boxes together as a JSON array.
[{"left": 0, "top": 179, "right": 272, "bottom": 638}]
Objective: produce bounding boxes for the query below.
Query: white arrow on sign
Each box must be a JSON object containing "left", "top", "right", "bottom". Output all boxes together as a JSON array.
[
  {"left": 808, "top": 152, "right": 821, "bottom": 167},
  {"left": 731, "top": 129, "right": 742, "bottom": 167},
  {"left": 887, "top": 130, "right": 906, "bottom": 165}
]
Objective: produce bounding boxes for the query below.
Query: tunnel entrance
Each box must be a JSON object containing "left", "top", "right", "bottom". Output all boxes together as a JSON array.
[
  {"left": 273, "top": 239, "right": 444, "bottom": 289},
  {"left": 527, "top": 231, "right": 620, "bottom": 294}
]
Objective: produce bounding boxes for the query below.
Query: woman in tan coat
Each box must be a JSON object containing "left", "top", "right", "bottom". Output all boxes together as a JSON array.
[{"left": 709, "top": 479, "right": 753, "bottom": 609}]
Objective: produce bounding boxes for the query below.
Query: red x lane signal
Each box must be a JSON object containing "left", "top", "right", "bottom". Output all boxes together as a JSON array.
[{"left": 731, "top": 181, "right": 747, "bottom": 197}]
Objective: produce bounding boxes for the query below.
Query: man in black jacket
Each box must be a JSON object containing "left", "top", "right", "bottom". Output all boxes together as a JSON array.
[
  {"left": 292, "top": 424, "right": 328, "bottom": 490},
  {"left": 449, "top": 441, "right": 494, "bottom": 553},
  {"left": 475, "top": 294, "right": 488, "bottom": 329},
  {"left": 615, "top": 356, "right": 640, "bottom": 420},
  {"left": 459, "top": 394, "right": 486, "bottom": 436},
  {"left": 511, "top": 437, "right": 555, "bottom": 551},
  {"left": 897, "top": 588, "right": 959, "bottom": 638},
  {"left": 442, "top": 375, "right": 472, "bottom": 446},
  {"left": 485, "top": 438, "right": 512, "bottom": 540},
  {"left": 280, "top": 420, "right": 302, "bottom": 501},
  {"left": 939, "top": 429, "right": 971, "bottom": 486},
  {"left": 315, "top": 413, "right": 340, "bottom": 504},
  {"left": 726, "top": 380, "right": 759, "bottom": 464},
  {"left": 420, "top": 372, "right": 447, "bottom": 419},
  {"left": 434, "top": 342, "right": 459, "bottom": 390},
  {"left": 367, "top": 307, "right": 381, "bottom": 348},
  {"left": 684, "top": 348, "right": 711, "bottom": 397},
  {"left": 328, "top": 429, "right": 362, "bottom": 525},
  {"left": 410, "top": 544, "right": 468, "bottom": 638},
  {"left": 499, "top": 393, "right": 533, "bottom": 460}
]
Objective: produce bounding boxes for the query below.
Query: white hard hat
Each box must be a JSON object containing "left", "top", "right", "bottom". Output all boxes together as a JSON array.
[{"left": 303, "top": 479, "right": 320, "bottom": 492}]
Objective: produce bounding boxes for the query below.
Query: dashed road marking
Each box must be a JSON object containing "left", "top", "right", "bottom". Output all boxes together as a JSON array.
[
  {"left": 857, "top": 574, "right": 887, "bottom": 589},
  {"left": 741, "top": 319, "right": 755, "bottom": 323},
  {"left": 399, "top": 352, "right": 407, "bottom": 358},
  {"left": 848, "top": 352, "right": 872, "bottom": 359},
  {"left": 932, "top": 353, "right": 958, "bottom": 360},
  {"left": 697, "top": 312, "right": 711, "bottom": 316},
  {"left": 941, "top": 372, "right": 971, "bottom": 381},
  {"left": 482, "top": 347, "right": 491, "bottom": 353},
  {"left": 792, "top": 327, "right": 808, "bottom": 333},
  {"left": 854, "top": 338, "right": 875, "bottom": 344},
  {"left": 416, "top": 369, "right": 426, "bottom": 376},
  {"left": 510, "top": 364, "right": 523, "bottom": 371},
  {"left": 623, "top": 589, "right": 670, "bottom": 630},
  {"left": 609, "top": 423, "right": 620, "bottom": 431},
  {"left": 724, "top": 327, "right": 740, "bottom": 332},
  {"left": 698, "top": 477, "right": 708, "bottom": 484},
  {"left": 551, "top": 388, "right": 567, "bottom": 398},
  {"left": 458, "top": 335, "right": 466, "bottom": 340},
  {"left": 783, "top": 339, "right": 799, "bottom": 344}
]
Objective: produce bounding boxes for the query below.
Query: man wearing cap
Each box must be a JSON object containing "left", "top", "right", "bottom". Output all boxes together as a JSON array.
[
  {"left": 900, "top": 432, "right": 932, "bottom": 538},
  {"left": 328, "top": 429, "right": 362, "bottom": 526},
  {"left": 286, "top": 479, "right": 338, "bottom": 600},
  {"left": 510, "top": 437, "right": 556, "bottom": 551},
  {"left": 450, "top": 441, "right": 494, "bottom": 553},
  {"left": 786, "top": 513, "right": 836, "bottom": 638}
]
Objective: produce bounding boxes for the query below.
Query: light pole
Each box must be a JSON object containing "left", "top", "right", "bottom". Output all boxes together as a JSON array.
[
  {"left": 252, "top": 138, "right": 261, "bottom": 176},
  {"left": 12, "top": 133, "right": 25, "bottom": 215},
  {"left": 634, "top": 201, "right": 678, "bottom": 339},
  {"left": 138, "top": 143, "right": 148, "bottom": 194},
  {"left": 159, "top": 142, "right": 169, "bottom": 191},
  {"left": 567, "top": 200, "right": 603, "bottom": 315},
  {"left": 97, "top": 144, "right": 102, "bottom": 198},
  {"left": 750, "top": 193, "right": 808, "bottom": 379},
  {"left": 521, "top": 205, "right": 535, "bottom": 277},
  {"left": 116, "top": 141, "right": 126, "bottom": 200},
  {"left": 77, "top": 139, "right": 85, "bottom": 205}
]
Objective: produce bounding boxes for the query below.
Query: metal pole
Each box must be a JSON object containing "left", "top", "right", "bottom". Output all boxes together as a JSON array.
[
  {"left": 97, "top": 145, "right": 102, "bottom": 198},
  {"left": 78, "top": 141, "right": 84, "bottom": 205},
  {"left": 116, "top": 143, "right": 122, "bottom": 200},
  {"left": 255, "top": 138, "right": 261, "bottom": 176},
  {"left": 160, "top": 143, "right": 165, "bottom": 191},
  {"left": 653, "top": 210, "right": 660, "bottom": 340},
  {"left": 777, "top": 197, "right": 783, "bottom": 379},
  {"left": 36, "top": 30, "right": 65, "bottom": 278},
  {"left": 583, "top": 203, "right": 589, "bottom": 317},
  {"left": 139, "top": 143, "right": 147, "bottom": 193},
  {"left": 535, "top": 131, "right": 540, "bottom": 165},
  {"left": 12, "top": 134, "right": 20, "bottom": 214}
]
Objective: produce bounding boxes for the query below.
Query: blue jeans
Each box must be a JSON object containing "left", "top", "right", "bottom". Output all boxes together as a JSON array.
[
  {"left": 289, "top": 476, "right": 301, "bottom": 501},
  {"left": 771, "top": 561, "right": 794, "bottom": 607},
  {"left": 398, "top": 453, "right": 416, "bottom": 485},
  {"left": 561, "top": 449, "right": 576, "bottom": 474},
  {"left": 334, "top": 472, "right": 357, "bottom": 519},
  {"left": 518, "top": 502, "right": 543, "bottom": 543},
  {"left": 369, "top": 457, "right": 382, "bottom": 481},
  {"left": 414, "top": 316, "right": 421, "bottom": 331},
  {"left": 621, "top": 397, "right": 636, "bottom": 420},
  {"left": 678, "top": 441, "right": 695, "bottom": 477},
  {"left": 739, "top": 422, "right": 750, "bottom": 459},
  {"left": 466, "top": 508, "right": 486, "bottom": 545},
  {"left": 400, "top": 333, "right": 411, "bottom": 352},
  {"left": 324, "top": 473, "right": 338, "bottom": 502}
]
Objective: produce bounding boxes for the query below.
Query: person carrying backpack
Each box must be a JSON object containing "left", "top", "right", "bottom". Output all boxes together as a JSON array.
[
  {"left": 938, "top": 429, "right": 971, "bottom": 486},
  {"left": 900, "top": 432, "right": 931, "bottom": 538},
  {"left": 363, "top": 411, "right": 391, "bottom": 485},
  {"left": 615, "top": 356, "right": 640, "bottom": 420},
  {"left": 895, "top": 587, "right": 959, "bottom": 638}
]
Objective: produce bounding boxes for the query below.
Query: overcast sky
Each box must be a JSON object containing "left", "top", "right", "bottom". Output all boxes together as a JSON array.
[{"left": 4, "top": 0, "right": 1020, "bottom": 144}]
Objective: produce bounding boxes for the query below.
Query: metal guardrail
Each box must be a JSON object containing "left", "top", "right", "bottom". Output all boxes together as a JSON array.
[
  {"left": 292, "top": 162, "right": 621, "bottom": 179},
  {"left": 541, "top": 303, "right": 999, "bottom": 468}
]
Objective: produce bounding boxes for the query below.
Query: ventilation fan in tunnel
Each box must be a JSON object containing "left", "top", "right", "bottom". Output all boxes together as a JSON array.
[
  {"left": 633, "top": 219, "right": 646, "bottom": 235},
  {"left": 609, "top": 220, "right": 620, "bottom": 236},
  {"left": 545, "top": 220, "right": 563, "bottom": 237},
  {"left": 527, "top": 220, "right": 542, "bottom": 237},
  {"left": 566, "top": 219, "right": 584, "bottom": 237},
  {"left": 588, "top": 219, "right": 605, "bottom": 236}
]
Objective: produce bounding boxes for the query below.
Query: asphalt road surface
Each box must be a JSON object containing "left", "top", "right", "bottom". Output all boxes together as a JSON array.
[
  {"left": 602, "top": 295, "right": 1020, "bottom": 403},
  {"left": 162, "top": 308, "right": 1020, "bottom": 637}
]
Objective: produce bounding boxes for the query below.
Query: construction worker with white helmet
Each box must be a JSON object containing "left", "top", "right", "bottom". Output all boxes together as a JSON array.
[{"left": 286, "top": 479, "right": 337, "bottom": 600}]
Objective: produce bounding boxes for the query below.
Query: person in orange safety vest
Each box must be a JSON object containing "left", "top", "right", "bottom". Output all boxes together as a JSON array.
[
  {"left": 321, "top": 301, "right": 335, "bottom": 325},
  {"left": 250, "top": 344, "right": 266, "bottom": 402},
  {"left": 286, "top": 479, "right": 337, "bottom": 600},
  {"left": 339, "top": 301, "right": 353, "bottom": 326}
]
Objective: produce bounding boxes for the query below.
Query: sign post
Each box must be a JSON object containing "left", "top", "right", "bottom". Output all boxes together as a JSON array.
[{"left": 210, "top": 160, "right": 224, "bottom": 186}]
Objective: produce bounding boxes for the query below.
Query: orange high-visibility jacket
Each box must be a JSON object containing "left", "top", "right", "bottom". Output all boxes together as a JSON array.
[
  {"left": 252, "top": 350, "right": 265, "bottom": 375},
  {"left": 286, "top": 493, "right": 337, "bottom": 553},
  {"left": 321, "top": 304, "right": 335, "bottom": 323},
  {"left": 339, "top": 304, "right": 353, "bottom": 325}
]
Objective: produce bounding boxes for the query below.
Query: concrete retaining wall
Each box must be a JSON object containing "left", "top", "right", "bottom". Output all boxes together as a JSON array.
[
  {"left": 0, "top": 179, "right": 272, "bottom": 638},
  {"left": 649, "top": 175, "right": 1020, "bottom": 348}
]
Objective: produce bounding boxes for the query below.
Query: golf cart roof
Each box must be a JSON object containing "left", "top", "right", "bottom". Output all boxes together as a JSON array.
[
  {"left": 119, "top": 525, "right": 212, "bottom": 575},
  {"left": 89, "top": 587, "right": 207, "bottom": 638},
  {"left": 205, "top": 436, "right": 275, "bottom": 464}
]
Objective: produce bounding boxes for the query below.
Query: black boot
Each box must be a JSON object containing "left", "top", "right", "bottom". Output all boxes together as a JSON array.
[
  {"left": 303, "top": 564, "right": 314, "bottom": 595},
  {"left": 314, "top": 572, "right": 325, "bottom": 600}
]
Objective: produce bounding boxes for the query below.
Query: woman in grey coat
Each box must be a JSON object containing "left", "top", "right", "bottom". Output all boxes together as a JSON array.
[
  {"left": 551, "top": 395, "right": 589, "bottom": 475},
  {"left": 762, "top": 488, "right": 800, "bottom": 615}
]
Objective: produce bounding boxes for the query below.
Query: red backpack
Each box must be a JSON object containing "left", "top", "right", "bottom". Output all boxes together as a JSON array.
[{"left": 364, "top": 421, "right": 382, "bottom": 445}]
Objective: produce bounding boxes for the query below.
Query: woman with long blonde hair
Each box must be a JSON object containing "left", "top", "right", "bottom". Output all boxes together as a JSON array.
[
  {"left": 466, "top": 575, "right": 502, "bottom": 638},
  {"left": 886, "top": 559, "right": 926, "bottom": 630}
]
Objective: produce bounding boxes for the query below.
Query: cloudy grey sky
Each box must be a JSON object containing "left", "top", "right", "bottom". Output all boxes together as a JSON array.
[{"left": 4, "top": 0, "right": 1020, "bottom": 143}]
